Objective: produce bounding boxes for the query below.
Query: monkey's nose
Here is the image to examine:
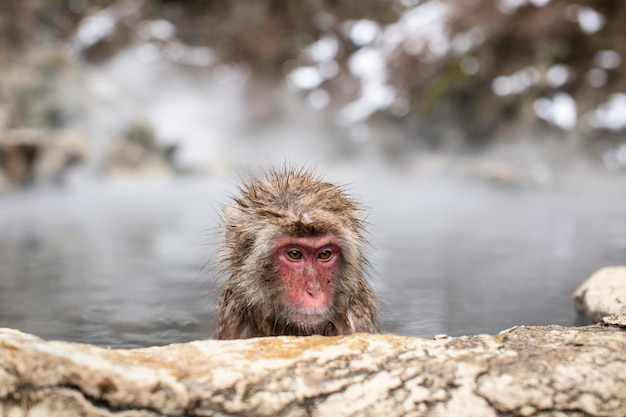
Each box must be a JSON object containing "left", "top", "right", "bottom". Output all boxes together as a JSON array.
[{"left": 305, "top": 280, "right": 323, "bottom": 298}]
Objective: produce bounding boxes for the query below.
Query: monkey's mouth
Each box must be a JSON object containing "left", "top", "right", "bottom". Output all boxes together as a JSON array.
[{"left": 287, "top": 308, "right": 329, "bottom": 326}]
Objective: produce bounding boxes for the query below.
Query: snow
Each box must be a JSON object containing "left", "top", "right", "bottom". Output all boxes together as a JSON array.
[
  {"left": 587, "top": 68, "right": 607, "bottom": 88},
  {"left": 492, "top": 67, "right": 540, "bottom": 96},
  {"left": 288, "top": 66, "right": 324, "bottom": 90},
  {"left": 307, "top": 36, "right": 339, "bottom": 63},
  {"left": 585, "top": 94, "right": 626, "bottom": 131},
  {"left": 347, "top": 48, "right": 387, "bottom": 80},
  {"left": 576, "top": 7, "right": 605, "bottom": 34},
  {"left": 546, "top": 65, "right": 570, "bottom": 88},
  {"left": 348, "top": 19, "right": 381, "bottom": 46},
  {"left": 534, "top": 93, "right": 577, "bottom": 130},
  {"left": 138, "top": 19, "right": 176, "bottom": 41},
  {"left": 306, "top": 89, "right": 330, "bottom": 110},
  {"left": 594, "top": 50, "right": 621, "bottom": 70},
  {"left": 74, "top": 10, "right": 117, "bottom": 50}
]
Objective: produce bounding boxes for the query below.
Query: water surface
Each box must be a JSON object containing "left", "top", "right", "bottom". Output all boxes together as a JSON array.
[{"left": 1, "top": 170, "right": 624, "bottom": 347}]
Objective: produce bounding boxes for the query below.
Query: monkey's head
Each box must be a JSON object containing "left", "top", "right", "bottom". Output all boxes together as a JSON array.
[{"left": 218, "top": 167, "right": 371, "bottom": 336}]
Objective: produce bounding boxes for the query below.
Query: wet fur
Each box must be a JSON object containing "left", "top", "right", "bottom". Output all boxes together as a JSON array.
[{"left": 214, "top": 167, "right": 379, "bottom": 339}]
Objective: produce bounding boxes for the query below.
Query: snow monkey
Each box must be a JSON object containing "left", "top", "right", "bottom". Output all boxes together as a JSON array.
[{"left": 214, "top": 167, "right": 379, "bottom": 339}]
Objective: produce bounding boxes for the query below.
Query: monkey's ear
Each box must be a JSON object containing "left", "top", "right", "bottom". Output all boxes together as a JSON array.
[
  {"left": 223, "top": 205, "right": 244, "bottom": 224},
  {"left": 222, "top": 206, "right": 246, "bottom": 242}
]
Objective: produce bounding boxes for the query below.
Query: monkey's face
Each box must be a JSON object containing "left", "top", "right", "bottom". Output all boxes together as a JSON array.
[{"left": 273, "top": 234, "right": 341, "bottom": 326}]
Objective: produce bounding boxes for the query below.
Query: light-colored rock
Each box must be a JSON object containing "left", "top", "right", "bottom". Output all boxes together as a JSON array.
[
  {"left": 0, "top": 128, "right": 88, "bottom": 187},
  {"left": 602, "top": 314, "right": 626, "bottom": 327},
  {"left": 573, "top": 266, "right": 626, "bottom": 322},
  {"left": 1, "top": 324, "right": 625, "bottom": 417}
]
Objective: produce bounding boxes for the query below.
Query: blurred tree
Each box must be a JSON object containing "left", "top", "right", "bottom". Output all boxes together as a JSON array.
[
  {"left": 0, "top": 2, "right": 36, "bottom": 64},
  {"left": 146, "top": 0, "right": 398, "bottom": 121},
  {"left": 2, "top": 0, "right": 625, "bottom": 148},
  {"left": 402, "top": 0, "right": 626, "bottom": 144}
]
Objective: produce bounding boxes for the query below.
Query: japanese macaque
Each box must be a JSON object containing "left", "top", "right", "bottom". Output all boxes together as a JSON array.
[{"left": 214, "top": 168, "right": 379, "bottom": 339}]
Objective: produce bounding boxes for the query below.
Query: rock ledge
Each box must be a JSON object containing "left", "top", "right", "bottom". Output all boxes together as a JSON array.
[
  {"left": 1, "top": 322, "right": 625, "bottom": 417},
  {"left": 573, "top": 266, "right": 626, "bottom": 323}
]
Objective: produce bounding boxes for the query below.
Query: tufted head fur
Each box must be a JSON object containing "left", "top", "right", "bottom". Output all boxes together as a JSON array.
[{"left": 214, "top": 167, "right": 379, "bottom": 339}]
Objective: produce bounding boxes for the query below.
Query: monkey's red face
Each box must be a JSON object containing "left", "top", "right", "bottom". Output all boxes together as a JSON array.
[{"left": 275, "top": 234, "right": 341, "bottom": 326}]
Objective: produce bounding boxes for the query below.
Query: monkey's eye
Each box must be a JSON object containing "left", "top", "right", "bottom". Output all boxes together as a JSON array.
[
  {"left": 286, "top": 250, "right": 303, "bottom": 260},
  {"left": 318, "top": 249, "right": 333, "bottom": 260}
]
